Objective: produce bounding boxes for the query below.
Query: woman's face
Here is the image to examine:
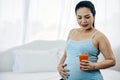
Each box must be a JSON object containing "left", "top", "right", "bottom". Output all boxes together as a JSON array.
[{"left": 76, "top": 7, "right": 95, "bottom": 30}]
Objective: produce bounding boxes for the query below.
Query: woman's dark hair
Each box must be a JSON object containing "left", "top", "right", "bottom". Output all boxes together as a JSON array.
[{"left": 75, "top": 1, "right": 96, "bottom": 27}]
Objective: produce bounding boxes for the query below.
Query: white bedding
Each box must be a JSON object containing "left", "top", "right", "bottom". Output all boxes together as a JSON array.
[
  {"left": 0, "top": 72, "right": 60, "bottom": 80},
  {"left": 0, "top": 69, "right": 120, "bottom": 80}
]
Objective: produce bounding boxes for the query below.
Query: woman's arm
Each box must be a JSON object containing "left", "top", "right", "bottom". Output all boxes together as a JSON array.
[
  {"left": 58, "top": 29, "right": 74, "bottom": 65},
  {"left": 94, "top": 32, "right": 116, "bottom": 69},
  {"left": 58, "top": 51, "right": 67, "bottom": 65},
  {"left": 57, "top": 29, "right": 75, "bottom": 78},
  {"left": 80, "top": 31, "right": 116, "bottom": 70}
]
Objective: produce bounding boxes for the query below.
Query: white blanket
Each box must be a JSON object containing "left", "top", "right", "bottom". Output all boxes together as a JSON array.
[
  {"left": 0, "top": 72, "right": 60, "bottom": 80},
  {"left": 0, "top": 69, "right": 120, "bottom": 80}
]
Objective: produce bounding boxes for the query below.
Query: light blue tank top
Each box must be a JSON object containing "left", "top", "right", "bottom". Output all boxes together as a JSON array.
[{"left": 65, "top": 31, "right": 104, "bottom": 80}]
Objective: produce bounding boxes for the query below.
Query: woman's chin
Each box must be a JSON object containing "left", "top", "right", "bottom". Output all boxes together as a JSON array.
[{"left": 81, "top": 27, "right": 90, "bottom": 30}]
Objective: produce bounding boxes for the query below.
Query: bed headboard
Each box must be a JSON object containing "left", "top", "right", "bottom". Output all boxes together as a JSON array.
[{"left": 0, "top": 40, "right": 66, "bottom": 72}]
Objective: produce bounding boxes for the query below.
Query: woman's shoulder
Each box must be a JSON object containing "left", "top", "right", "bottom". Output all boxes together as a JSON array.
[
  {"left": 70, "top": 28, "right": 79, "bottom": 31},
  {"left": 69, "top": 28, "right": 78, "bottom": 34},
  {"left": 95, "top": 29, "right": 109, "bottom": 41},
  {"left": 67, "top": 28, "right": 78, "bottom": 39}
]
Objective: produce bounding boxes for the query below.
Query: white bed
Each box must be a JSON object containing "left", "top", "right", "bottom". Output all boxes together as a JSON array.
[
  {"left": 0, "top": 40, "right": 120, "bottom": 80},
  {"left": 0, "top": 69, "right": 120, "bottom": 80},
  {"left": 0, "top": 72, "right": 60, "bottom": 80}
]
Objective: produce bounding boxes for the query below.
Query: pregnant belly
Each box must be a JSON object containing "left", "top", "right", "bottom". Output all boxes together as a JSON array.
[
  {"left": 64, "top": 59, "right": 102, "bottom": 80},
  {"left": 64, "top": 58, "right": 82, "bottom": 79},
  {"left": 65, "top": 58, "right": 80, "bottom": 71}
]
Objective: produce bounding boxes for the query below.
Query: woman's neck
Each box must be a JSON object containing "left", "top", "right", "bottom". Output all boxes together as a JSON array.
[{"left": 79, "top": 27, "right": 95, "bottom": 33}]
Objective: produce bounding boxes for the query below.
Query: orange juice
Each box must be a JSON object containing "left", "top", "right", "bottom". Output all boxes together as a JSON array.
[{"left": 79, "top": 53, "right": 88, "bottom": 62}]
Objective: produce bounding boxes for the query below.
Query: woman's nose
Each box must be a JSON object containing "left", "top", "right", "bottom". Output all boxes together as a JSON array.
[
  {"left": 81, "top": 18, "right": 87, "bottom": 23},
  {"left": 81, "top": 18, "right": 87, "bottom": 22}
]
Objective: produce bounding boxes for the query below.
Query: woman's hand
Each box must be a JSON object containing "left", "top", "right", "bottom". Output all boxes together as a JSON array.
[
  {"left": 80, "top": 60, "right": 96, "bottom": 70},
  {"left": 57, "top": 64, "right": 69, "bottom": 79}
]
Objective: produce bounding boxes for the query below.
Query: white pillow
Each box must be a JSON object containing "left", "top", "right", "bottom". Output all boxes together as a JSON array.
[{"left": 12, "top": 49, "right": 58, "bottom": 72}]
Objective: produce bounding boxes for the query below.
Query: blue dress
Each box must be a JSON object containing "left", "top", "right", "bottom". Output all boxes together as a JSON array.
[{"left": 64, "top": 31, "right": 104, "bottom": 80}]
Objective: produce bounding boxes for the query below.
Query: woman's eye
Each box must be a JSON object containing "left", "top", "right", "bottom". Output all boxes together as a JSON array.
[
  {"left": 85, "top": 16, "right": 90, "bottom": 19},
  {"left": 78, "top": 17, "right": 82, "bottom": 19}
]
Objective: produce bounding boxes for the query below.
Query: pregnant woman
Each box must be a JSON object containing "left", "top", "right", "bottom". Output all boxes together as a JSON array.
[{"left": 57, "top": 1, "right": 116, "bottom": 80}]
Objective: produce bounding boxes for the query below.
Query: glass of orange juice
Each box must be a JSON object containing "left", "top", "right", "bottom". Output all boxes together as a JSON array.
[{"left": 79, "top": 53, "right": 88, "bottom": 62}]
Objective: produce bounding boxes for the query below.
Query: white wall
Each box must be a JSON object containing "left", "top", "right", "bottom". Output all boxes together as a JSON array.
[{"left": 0, "top": 0, "right": 120, "bottom": 51}]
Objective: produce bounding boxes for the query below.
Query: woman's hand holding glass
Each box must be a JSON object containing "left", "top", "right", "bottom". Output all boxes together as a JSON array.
[
  {"left": 79, "top": 54, "right": 96, "bottom": 70},
  {"left": 80, "top": 60, "right": 96, "bottom": 70}
]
